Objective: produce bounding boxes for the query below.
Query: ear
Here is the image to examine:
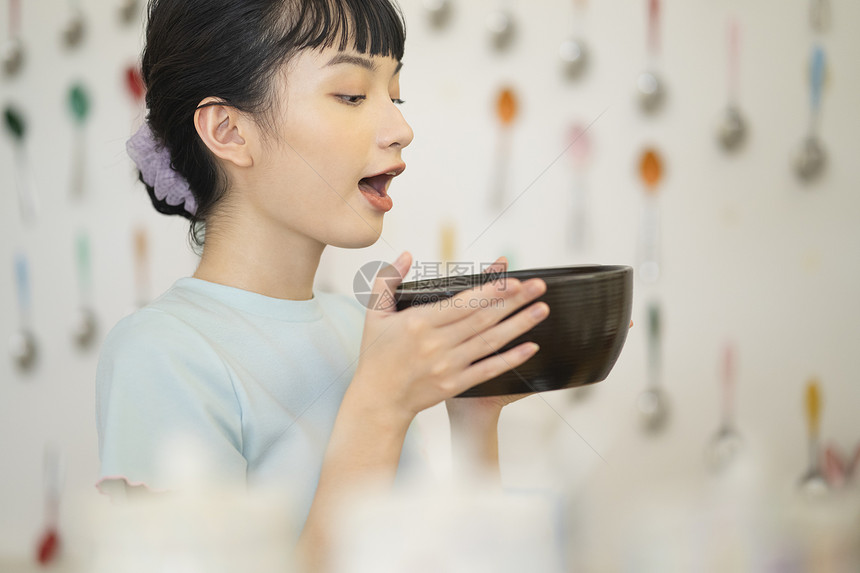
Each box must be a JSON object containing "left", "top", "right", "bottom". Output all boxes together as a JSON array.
[{"left": 193, "top": 98, "right": 254, "bottom": 168}]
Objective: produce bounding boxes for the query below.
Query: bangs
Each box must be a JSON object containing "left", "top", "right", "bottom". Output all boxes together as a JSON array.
[{"left": 276, "top": 0, "right": 406, "bottom": 60}]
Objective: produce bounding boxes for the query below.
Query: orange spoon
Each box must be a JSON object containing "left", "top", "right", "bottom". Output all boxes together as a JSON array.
[
  {"left": 638, "top": 148, "right": 663, "bottom": 282},
  {"left": 490, "top": 87, "right": 518, "bottom": 210}
]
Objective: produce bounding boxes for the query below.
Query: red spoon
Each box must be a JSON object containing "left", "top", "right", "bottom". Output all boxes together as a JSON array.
[{"left": 35, "top": 446, "right": 61, "bottom": 565}]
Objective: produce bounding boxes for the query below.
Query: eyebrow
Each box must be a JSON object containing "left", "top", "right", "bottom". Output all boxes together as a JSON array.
[{"left": 324, "top": 53, "right": 403, "bottom": 76}]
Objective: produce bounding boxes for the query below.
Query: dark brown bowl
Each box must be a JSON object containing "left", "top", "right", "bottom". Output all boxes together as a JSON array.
[{"left": 394, "top": 265, "right": 633, "bottom": 397}]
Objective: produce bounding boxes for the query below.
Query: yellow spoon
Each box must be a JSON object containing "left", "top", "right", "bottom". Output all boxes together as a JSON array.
[{"left": 799, "top": 377, "right": 828, "bottom": 495}]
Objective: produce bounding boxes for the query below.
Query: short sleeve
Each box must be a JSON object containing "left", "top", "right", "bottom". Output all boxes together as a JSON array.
[{"left": 95, "top": 309, "right": 246, "bottom": 495}]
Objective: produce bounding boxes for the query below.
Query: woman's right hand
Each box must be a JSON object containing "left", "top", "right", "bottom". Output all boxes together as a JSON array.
[{"left": 350, "top": 251, "right": 550, "bottom": 426}]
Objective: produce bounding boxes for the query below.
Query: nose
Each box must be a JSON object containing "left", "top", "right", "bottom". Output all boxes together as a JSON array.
[{"left": 378, "top": 102, "right": 414, "bottom": 150}]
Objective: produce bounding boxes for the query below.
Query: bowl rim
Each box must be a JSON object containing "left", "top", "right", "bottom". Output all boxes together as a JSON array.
[{"left": 396, "top": 264, "right": 632, "bottom": 295}]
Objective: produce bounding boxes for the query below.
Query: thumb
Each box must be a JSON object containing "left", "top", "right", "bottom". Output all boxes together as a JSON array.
[{"left": 367, "top": 251, "right": 411, "bottom": 313}]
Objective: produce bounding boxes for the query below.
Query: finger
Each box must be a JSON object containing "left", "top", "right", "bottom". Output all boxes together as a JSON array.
[
  {"left": 415, "top": 274, "right": 524, "bottom": 327},
  {"left": 630, "top": 319, "right": 634, "bottom": 329},
  {"left": 451, "top": 341, "right": 541, "bottom": 396},
  {"left": 454, "top": 300, "right": 549, "bottom": 366},
  {"left": 482, "top": 256, "right": 508, "bottom": 275},
  {"left": 366, "top": 251, "right": 411, "bottom": 314},
  {"left": 446, "top": 277, "right": 546, "bottom": 343}
]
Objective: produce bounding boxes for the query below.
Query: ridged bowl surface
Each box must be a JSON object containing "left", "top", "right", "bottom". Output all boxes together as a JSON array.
[{"left": 395, "top": 265, "right": 633, "bottom": 397}]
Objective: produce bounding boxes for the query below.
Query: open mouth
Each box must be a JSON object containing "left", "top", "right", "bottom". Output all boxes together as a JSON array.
[{"left": 358, "top": 173, "right": 393, "bottom": 196}]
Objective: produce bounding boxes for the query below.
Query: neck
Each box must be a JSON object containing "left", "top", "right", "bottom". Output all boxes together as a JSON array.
[{"left": 193, "top": 212, "right": 325, "bottom": 301}]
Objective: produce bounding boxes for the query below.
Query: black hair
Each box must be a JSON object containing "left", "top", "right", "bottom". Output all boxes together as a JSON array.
[{"left": 139, "top": 0, "right": 406, "bottom": 247}]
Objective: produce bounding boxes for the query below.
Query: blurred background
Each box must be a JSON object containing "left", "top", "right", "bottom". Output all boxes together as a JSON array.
[{"left": 1, "top": 0, "right": 858, "bottom": 571}]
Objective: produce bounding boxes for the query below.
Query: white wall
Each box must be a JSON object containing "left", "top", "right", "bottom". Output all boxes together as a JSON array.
[{"left": 1, "top": 0, "right": 858, "bottom": 565}]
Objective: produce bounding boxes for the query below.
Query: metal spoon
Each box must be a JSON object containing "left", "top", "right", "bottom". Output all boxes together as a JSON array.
[
  {"left": 62, "top": 9, "right": 86, "bottom": 49},
  {"left": 2, "top": 38, "right": 24, "bottom": 77},
  {"left": 72, "top": 232, "right": 98, "bottom": 349},
  {"left": 423, "top": 0, "right": 452, "bottom": 29},
  {"left": 118, "top": 0, "right": 139, "bottom": 25},
  {"left": 716, "top": 19, "right": 747, "bottom": 151},
  {"left": 560, "top": 38, "right": 588, "bottom": 80},
  {"left": 799, "top": 378, "right": 828, "bottom": 495},
  {"left": 705, "top": 343, "right": 744, "bottom": 472},
  {"left": 637, "top": 0, "right": 665, "bottom": 113},
  {"left": 2, "top": 0, "right": 24, "bottom": 76},
  {"left": 638, "top": 301, "right": 669, "bottom": 433},
  {"left": 793, "top": 45, "right": 827, "bottom": 182},
  {"left": 486, "top": 5, "right": 515, "bottom": 51},
  {"left": 10, "top": 253, "right": 38, "bottom": 372}
]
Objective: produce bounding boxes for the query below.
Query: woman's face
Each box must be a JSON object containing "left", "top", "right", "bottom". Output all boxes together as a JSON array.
[{"left": 243, "top": 45, "right": 414, "bottom": 249}]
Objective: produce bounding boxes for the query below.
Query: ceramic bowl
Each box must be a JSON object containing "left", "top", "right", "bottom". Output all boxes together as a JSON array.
[{"left": 395, "top": 265, "right": 633, "bottom": 397}]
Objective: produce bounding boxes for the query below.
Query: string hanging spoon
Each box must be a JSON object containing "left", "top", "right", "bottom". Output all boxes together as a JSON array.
[
  {"left": 72, "top": 231, "right": 98, "bottom": 349},
  {"left": 486, "top": 0, "right": 515, "bottom": 51},
  {"left": 118, "top": 0, "right": 139, "bottom": 25},
  {"left": 566, "top": 122, "right": 593, "bottom": 252},
  {"left": 9, "top": 253, "right": 38, "bottom": 371},
  {"left": 422, "top": 0, "right": 452, "bottom": 29},
  {"left": 637, "top": 301, "right": 669, "bottom": 433},
  {"left": 636, "top": 0, "right": 665, "bottom": 113},
  {"left": 3, "top": 105, "right": 38, "bottom": 223},
  {"left": 793, "top": 45, "right": 827, "bottom": 182},
  {"left": 489, "top": 87, "right": 518, "bottom": 211},
  {"left": 67, "top": 82, "right": 91, "bottom": 199},
  {"left": 637, "top": 148, "right": 663, "bottom": 283},
  {"left": 799, "top": 378, "right": 828, "bottom": 496},
  {"left": 705, "top": 342, "right": 744, "bottom": 472},
  {"left": 35, "top": 445, "right": 62, "bottom": 566},
  {"left": 61, "top": 0, "right": 86, "bottom": 49},
  {"left": 716, "top": 18, "right": 747, "bottom": 151},
  {"left": 559, "top": 0, "right": 589, "bottom": 80},
  {"left": 2, "top": 0, "right": 24, "bottom": 76}
]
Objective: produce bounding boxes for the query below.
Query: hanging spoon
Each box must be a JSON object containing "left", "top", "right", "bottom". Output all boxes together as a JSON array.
[
  {"left": 705, "top": 342, "right": 744, "bottom": 472},
  {"left": 2, "top": 0, "right": 24, "bottom": 76},
  {"left": 637, "top": 148, "right": 663, "bottom": 283},
  {"left": 133, "top": 227, "right": 150, "bottom": 308},
  {"left": 637, "top": 301, "right": 669, "bottom": 433},
  {"left": 716, "top": 18, "right": 747, "bottom": 151},
  {"left": 809, "top": 0, "right": 830, "bottom": 33},
  {"left": 636, "top": 0, "right": 665, "bottom": 113},
  {"left": 422, "top": 0, "right": 452, "bottom": 29},
  {"left": 567, "top": 122, "right": 592, "bottom": 252},
  {"left": 3, "top": 105, "right": 38, "bottom": 223},
  {"left": 68, "top": 82, "right": 91, "bottom": 199},
  {"left": 72, "top": 231, "right": 98, "bottom": 349},
  {"left": 799, "top": 378, "right": 828, "bottom": 495},
  {"left": 559, "top": 0, "right": 589, "bottom": 80},
  {"left": 489, "top": 86, "right": 518, "bottom": 211},
  {"left": 793, "top": 45, "right": 827, "bottom": 182},
  {"left": 486, "top": 1, "right": 515, "bottom": 51},
  {"left": 61, "top": 2, "right": 86, "bottom": 49},
  {"left": 9, "top": 253, "right": 38, "bottom": 371},
  {"left": 35, "top": 444, "right": 62, "bottom": 566},
  {"left": 118, "top": 0, "right": 139, "bottom": 25}
]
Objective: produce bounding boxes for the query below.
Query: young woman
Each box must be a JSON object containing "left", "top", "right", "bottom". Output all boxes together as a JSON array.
[{"left": 96, "top": 0, "right": 549, "bottom": 569}]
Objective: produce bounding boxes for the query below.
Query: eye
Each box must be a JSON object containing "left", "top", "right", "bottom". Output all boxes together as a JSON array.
[
  {"left": 337, "top": 94, "right": 366, "bottom": 105},
  {"left": 391, "top": 98, "right": 406, "bottom": 105}
]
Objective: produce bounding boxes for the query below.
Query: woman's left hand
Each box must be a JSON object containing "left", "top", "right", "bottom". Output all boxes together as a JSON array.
[{"left": 445, "top": 256, "right": 535, "bottom": 418}]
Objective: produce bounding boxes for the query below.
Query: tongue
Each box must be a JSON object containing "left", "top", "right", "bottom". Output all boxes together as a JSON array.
[{"left": 360, "top": 174, "right": 388, "bottom": 196}]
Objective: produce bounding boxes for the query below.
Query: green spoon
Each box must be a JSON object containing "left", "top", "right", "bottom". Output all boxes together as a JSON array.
[
  {"left": 68, "top": 83, "right": 91, "bottom": 198},
  {"left": 3, "top": 105, "right": 37, "bottom": 222}
]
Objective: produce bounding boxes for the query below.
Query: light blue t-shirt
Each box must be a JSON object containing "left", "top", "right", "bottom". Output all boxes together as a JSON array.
[{"left": 96, "top": 277, "right": 425, "bottom": 525}]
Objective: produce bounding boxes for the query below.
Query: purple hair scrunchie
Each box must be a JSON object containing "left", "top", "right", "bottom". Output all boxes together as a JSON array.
[{"left": 126, "top": 123, "right": 198, "bottom": 217}]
